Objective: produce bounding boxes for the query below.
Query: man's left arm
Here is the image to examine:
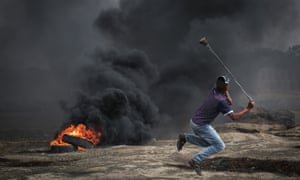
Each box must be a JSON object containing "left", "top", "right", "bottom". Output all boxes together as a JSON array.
[{"left": 228, "top": 101, "right": 255, "bottom": 120}]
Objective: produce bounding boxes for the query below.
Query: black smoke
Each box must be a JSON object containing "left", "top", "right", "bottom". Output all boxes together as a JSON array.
[
  {"left": 94, "top": 0, "right": 300, "bottom": 130},
  {"left": 1, "top": 0, "right": 300, "bottom": 141},
  {"left": 61, "top": 49, "right": 160, "bottom": 145},
  {"left": 0, "top": 0, "right": 117, "bottom": 130}
]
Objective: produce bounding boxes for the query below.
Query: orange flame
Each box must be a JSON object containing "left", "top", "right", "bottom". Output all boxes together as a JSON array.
[{"left": 50, "top": 123, "right": 102, "bottom": 150}]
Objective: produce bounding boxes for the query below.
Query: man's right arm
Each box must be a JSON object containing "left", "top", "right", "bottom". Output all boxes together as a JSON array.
[
  {"left": 228, "top": 101, "right": 255, "bottom": 120},
  {"left": 225, "top": 90, "right": 232, "bottom": 105}
]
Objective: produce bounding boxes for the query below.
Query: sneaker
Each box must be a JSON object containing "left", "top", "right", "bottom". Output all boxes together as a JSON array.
[
  {"left": 176, "top": 134, "right": 186, "bottom": 152},
  {"left": 188, "top": 159, "right": 202, "bottom": 176}
]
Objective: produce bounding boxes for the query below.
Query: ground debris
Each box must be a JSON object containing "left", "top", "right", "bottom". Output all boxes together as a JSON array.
[
  {"left": 0, "top": 122, "right": 299, "bottom": 179},
  {"left": 201, "top": 157, "right": 300, "bottom": 176}
]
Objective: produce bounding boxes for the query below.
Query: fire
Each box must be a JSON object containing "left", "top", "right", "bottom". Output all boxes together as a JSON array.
[{"left": 50, "top": 123, "right": 102, "bottom": 150}]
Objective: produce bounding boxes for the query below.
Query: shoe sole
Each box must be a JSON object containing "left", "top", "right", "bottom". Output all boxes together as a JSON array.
[
  {"left": 176, "top": 135, "right": 185, "bottom": 151},
  {"left": 189, "top": 160, "right": 202, "bottom": 176}
]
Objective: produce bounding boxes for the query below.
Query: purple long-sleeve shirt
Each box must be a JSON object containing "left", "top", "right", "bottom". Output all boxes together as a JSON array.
[{"left": 192, "top": 87, "right": 233, "bottom": 125}]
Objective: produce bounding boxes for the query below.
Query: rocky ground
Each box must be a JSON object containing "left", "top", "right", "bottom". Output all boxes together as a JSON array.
[{"left": 0, "top": 109, "right": 299, "bottom": 179}]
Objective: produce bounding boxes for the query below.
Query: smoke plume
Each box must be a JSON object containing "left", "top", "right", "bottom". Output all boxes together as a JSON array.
[
  {"left": 63, "top": 49, "right": 160, "bottom": 145},
  {"left": 1, "top": 0, "right": 300, "bottom": 141},
  {"left": 93, "top": 0, "right": 300, "bottom": 133}
]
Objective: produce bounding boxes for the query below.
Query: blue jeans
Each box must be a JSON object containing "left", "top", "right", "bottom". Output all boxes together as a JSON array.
[{"left": 184, "top": 120, "right": 225, "bottom": 163}]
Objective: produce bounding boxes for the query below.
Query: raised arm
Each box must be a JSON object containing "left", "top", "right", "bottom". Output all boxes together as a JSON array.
[
  {"left": 225, "top": 90, "right": 232, "bottom": 105},
  {"left": 228, "top": 101, "right": 255, "bottom": 120}
]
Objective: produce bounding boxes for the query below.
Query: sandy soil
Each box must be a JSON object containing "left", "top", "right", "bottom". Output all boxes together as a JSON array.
[{"left": 0, "top": 122, "right": 299, "bottom": 179}]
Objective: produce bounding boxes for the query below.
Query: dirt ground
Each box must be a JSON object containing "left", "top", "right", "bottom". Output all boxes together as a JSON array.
[{"left": 0, "top": 121, "right": 299, "bottom": 180}]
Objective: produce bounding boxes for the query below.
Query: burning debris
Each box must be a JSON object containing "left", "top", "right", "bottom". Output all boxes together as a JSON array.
[
  {"left": 50, "top": 123, "right": 101, "bottom": 152},
  {"left": 50, "top": 49, "right": 160, "bottom": 151}
]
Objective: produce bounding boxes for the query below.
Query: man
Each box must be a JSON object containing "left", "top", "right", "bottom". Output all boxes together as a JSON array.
[{"left": 177, "top": 75, "right": 255, "bottom": 176}]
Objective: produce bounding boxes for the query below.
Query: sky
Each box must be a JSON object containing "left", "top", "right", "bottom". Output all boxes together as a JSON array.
[{"left": 0, "top": 0, "right": 299, "bottom": 142}]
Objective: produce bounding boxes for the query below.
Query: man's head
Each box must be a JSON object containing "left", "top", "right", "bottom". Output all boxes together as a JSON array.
[{"left": 216, "top": 76, "right": 230, "bottom": 92}]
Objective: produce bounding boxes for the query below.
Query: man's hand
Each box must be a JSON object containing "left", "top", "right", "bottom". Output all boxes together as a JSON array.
[
  {"left": 247, "top": 100, "right": 255, "bottom": 110},
  {"left": 228, "top": 100, "right": 255, "bottom": 120}
]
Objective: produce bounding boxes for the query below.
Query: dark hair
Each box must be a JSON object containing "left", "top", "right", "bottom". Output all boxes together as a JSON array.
[{"left": 217, "top": 76, "right": 225, "bottom": 83}]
